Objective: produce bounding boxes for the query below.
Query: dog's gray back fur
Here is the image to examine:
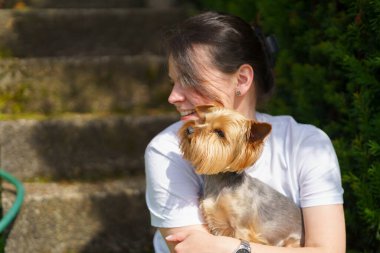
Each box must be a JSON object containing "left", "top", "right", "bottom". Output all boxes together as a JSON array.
[{"left": 203, "top": 172, "right": 304, "bottom": 246}]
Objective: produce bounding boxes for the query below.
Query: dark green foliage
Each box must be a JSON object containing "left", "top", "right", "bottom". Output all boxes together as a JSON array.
[
  {"left": 193, "top": 0, "right": 257, "bottom": 21},
  {"left": 196, "top": 0, "right": 380, "bottom": 251}
]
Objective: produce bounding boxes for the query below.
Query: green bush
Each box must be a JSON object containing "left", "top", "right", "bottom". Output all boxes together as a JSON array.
[{"left": 197, "top": 0, "right": 380, "bottom": 251}]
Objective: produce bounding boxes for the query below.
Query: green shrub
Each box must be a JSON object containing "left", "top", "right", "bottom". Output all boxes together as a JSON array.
[{"left": 197, "top": 0, "right": 380, "bottom": 251}]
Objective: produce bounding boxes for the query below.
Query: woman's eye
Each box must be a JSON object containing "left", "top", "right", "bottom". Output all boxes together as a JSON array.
[{"left": 214, "top": 129, "right": 225, "bottom": 138}]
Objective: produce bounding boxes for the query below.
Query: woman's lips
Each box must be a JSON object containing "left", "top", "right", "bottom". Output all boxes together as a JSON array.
[
  {"left": 180, "top": 110, "right": 196, "bottom": 117},
  {"left": 179, "top": 110, "right": 197, "bottom": 120}
]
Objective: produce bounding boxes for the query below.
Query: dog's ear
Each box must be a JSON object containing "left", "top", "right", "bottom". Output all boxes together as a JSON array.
[
  {"left": 195, "top": 104, "right": 221, "bottom": 119},
  {"left": 249, "top": 121, "right": 272, "bottom": 142}
]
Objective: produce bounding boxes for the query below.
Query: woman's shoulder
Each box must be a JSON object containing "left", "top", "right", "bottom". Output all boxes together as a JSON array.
[
  {"left": 146, "top": 120, "right": 183, "bottom": 152},
  {"left": 256, "top": 112, "right": 331, "bottom": 143},
  {"left": 257, "top": 112, "right": 311, "bottom": 129}
]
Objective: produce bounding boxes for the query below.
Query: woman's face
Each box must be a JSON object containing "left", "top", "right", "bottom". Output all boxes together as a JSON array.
[{"left": 168, "top": 46, "right": 236, "bottom": 121}]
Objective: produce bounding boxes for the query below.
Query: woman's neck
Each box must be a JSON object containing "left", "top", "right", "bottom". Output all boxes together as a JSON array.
[
  {"left": 233, "top": 90, "right": 257, "bottom": 120},
  {"left": 234, "top": 103, "right": 257, "bottom": 121}
]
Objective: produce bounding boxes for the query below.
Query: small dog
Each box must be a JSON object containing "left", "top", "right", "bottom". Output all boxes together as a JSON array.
[{"left": 178, "top": 105, "right": 303, "bottom": 247}]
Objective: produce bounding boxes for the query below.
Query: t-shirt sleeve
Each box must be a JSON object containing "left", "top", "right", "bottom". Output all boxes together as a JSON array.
[
  {"left": 144, "top": 128, "right": 205, "bottom": 228},
  {"left": 296, "top": 127, "right": 344, "bottom": 208}
]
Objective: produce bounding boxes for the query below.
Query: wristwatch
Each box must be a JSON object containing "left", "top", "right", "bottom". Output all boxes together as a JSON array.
[{"left": 234, "top": 239, "right": 251, "bottom": 253}]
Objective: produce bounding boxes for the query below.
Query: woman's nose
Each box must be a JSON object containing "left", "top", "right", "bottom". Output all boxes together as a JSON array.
[{"left": 168, "top": 82, "right": 185, "bottom": 105}]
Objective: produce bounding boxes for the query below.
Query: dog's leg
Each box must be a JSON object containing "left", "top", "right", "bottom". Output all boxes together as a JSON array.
[
  {"left": 201, "top": 199, "right": 235, "bottom": 237},
  {"left": 234, "top": 226, "right": 269, "bottom": 245},
  {"left": 282, "top": 235, "right": 301, "bottom": 247}
]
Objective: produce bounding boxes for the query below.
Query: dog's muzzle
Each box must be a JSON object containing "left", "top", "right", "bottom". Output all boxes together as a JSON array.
[{"left": 186, "top": 126, "right": 194, "bottom": 136}]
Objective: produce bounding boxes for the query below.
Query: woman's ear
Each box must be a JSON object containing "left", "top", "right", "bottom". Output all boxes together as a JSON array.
[{"left": 235, "top": 64, "right": 254, "bottom": 96}]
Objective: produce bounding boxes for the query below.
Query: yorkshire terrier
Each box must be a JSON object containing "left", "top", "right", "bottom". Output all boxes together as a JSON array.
[{"left": 178, "top": 105, "right": 303, "bottom": 247}]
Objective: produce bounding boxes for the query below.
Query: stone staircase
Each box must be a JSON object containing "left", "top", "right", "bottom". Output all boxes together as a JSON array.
[{"left": 0, "top": 1, "right": 189, "bottom": 252}]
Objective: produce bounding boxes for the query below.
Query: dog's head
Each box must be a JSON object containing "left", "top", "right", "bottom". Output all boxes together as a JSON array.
[{"left": 178, "top": 105, "right": 272, "bottom": 175}]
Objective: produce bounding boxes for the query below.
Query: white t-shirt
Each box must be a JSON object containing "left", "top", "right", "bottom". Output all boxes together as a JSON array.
[{"left": 145, "top": 112, "right": 344, "bottom": 253}]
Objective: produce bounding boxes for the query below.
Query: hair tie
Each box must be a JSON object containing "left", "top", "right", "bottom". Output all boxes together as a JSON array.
[
  {"left": 264, "top": 35, "right": 279, "bottom": 68},
  {"left": 253, "top": 27, "right": 279, "bottom": 68}
]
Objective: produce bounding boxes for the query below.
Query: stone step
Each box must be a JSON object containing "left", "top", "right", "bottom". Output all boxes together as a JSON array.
[
  {"left": 2, "top": 0, "right": 145, "bottom": 9},
  {"left": 0, "top": 113, "right": 178, "bottom": 181},
  {"left": 2, "top": 177, "right": 154, "bottom": 253},
  {"left": 0, "top": 8, "right": 186, "bottom": 57},
  {"left": 0, "top": 55, "right": 172, "bottom": 114},
  {"left": 1, "top": 0, "right": 175, "bottom": 9}
]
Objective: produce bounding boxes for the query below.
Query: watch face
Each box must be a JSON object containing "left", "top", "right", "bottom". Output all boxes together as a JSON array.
[{"left": 236, "top": 249, "right": 250, "bottom": 253}]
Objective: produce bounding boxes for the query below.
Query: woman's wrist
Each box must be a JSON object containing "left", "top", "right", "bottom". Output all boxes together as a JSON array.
[{"left": 215, "top": 236, "right": 241, "bottom": 253}]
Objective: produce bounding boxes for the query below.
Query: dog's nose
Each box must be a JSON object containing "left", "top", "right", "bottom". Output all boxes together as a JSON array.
[{"left": 186, "top": 126, "right": 194, "bottom": 136}]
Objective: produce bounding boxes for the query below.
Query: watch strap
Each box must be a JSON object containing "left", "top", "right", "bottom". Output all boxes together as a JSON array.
[{"left": 234, "top": 239, "right": 251, "bottom": 253}]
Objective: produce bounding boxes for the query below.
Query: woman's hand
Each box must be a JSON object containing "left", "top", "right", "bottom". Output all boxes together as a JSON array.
[{"left": 165, "top": 229, "right": 240, "bottom": 253}]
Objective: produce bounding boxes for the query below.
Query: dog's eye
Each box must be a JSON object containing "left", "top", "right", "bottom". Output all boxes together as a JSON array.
[{"left": 213, "top": 129, "right": 225, "bottom": 138}]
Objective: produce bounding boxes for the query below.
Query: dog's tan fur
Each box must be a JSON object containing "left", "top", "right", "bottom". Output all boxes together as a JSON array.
[{"left": 179, "top": 105, "right": 304, "bottom": 247}]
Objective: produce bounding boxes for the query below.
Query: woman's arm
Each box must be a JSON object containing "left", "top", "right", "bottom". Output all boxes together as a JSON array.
[
  {"left": 166, "top": 204, "right": 345, "bottom": 253},
  {"left": 162, "top": 224, "right": 240, "bottom": 253},
  {"left": 160, "top": 225, "right": 211, "bottom": 253},
  {"left": 302, "top": 204, "right": 345, "bottom": 252}
]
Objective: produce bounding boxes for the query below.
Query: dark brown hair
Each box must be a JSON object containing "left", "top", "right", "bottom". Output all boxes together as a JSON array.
[{"left": 165, "top": 11, "right": 275, "bottom": 104}]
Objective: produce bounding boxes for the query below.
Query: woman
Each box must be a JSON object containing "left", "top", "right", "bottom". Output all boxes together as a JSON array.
[{"left": 145, "top": 11, "right": 345, "bottom": 253}]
